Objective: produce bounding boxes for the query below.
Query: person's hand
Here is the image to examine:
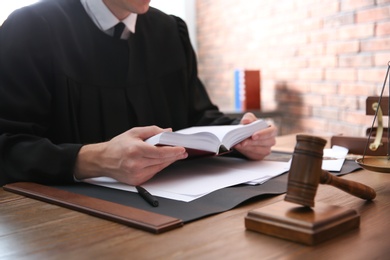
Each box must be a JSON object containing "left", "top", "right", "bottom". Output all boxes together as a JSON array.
[
  {"left": 74, "top": 126, "right": 188, "bottom": 185},
  {"left": 233, "top": 112, "right": 277, "bottom": 160}
]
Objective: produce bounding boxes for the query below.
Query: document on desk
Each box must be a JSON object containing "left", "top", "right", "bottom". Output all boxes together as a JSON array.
[
  {"left": 84, "top": 157, "right": 290, "bottom": 202},
  {"left": 322, "top": 145, "right": 349, "bottom": 172}
]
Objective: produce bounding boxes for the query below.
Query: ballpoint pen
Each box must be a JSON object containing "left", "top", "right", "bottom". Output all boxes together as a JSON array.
[{"left": 136, "top": 185, "right": 159, "bottom": 207}]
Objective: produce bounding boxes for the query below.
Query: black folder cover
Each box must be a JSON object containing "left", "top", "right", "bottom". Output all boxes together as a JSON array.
[{"left": 54, "top": 160, "right": 360, "bottom": 222}]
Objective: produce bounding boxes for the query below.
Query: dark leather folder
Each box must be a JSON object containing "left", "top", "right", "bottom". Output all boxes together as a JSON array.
[{"left": 3, "top": 182, "right": 183, "bottom": 234}]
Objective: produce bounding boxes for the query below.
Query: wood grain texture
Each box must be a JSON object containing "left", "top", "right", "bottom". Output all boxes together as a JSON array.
[{"left": 245, "top": 201, "right": 360, "bottom": 245}]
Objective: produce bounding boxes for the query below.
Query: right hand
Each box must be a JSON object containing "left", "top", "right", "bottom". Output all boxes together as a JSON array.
[{"left": 74, "top": 126, "right": 188, "bottom": 185}]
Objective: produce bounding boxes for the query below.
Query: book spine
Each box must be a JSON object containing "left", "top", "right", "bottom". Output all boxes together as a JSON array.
[
  {"left": 234, "top": 69, "right": 261, "bottom": 111},
  {"left": 234, "top": 69, "right": 244, "bottom": 111}
]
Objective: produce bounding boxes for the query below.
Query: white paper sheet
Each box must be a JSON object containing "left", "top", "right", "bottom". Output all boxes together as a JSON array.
[
  {"left": 322, "top": 145, "right": 349, "bottom": 172},
  {"left": 84, "top": 156, "right": 290, "bottom": 202}
]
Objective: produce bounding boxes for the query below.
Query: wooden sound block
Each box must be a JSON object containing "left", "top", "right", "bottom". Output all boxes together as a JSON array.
[{"left": 245, "top": 200, "right": 360, "bottom": 245}]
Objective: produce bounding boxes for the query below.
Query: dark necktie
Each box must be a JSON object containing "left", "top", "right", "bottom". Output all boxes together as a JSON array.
[{"left": 113, "top": 22, "right": 125, "bottom": 39}]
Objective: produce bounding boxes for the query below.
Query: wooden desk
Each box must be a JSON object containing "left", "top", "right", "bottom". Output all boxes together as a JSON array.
[{"left": 1, "top": 134, "right": 390, "bottom": 259}]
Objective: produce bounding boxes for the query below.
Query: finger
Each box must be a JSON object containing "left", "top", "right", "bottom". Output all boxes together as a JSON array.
[
  {"left": 236, "top": 133, "right": 275, "bottom": 148},
  {"left": 128, "top": 158, "right": 181, "bottom": 186},
  {"left": 251, "top": 125, "right": 277, "bottom": 141},
  {"left": 144, "top": 160, "right": 178, "bottom": 176},
  {"left": 118, "top": 150, "right": 187, "bottom": 185},
  {"left": 237, "top": 146, "right": 272, "bottom": 160},
  {"left": 142, "top": 146, "right": 188, "bottom": 166},
  {"left": 136, "top": 151, "right": 188, "bottom": 184},
  {"left": 144, "top": 145, "right": 187, "bottom": 158},
  {"left": 129, "top": 125, "right": 172, "bottom": 140},
  {"left": 240, "top": 112, "right": 257, "bottom": 125},
  {"left": 235, "top": 139, "right": 275, "bottom": 152}
]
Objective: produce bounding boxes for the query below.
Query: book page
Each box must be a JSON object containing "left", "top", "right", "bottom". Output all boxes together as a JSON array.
[
  {"left": 177, "top": 120, "right": 268, "bottom": 149},
  {"left": 145, "top": 120, "right": 268, "bottom": 155},
  {"left": 147, "top": 131, "right": 221, "bottom": 153},
  {"left": 176, "top": 124, "right": 243, "bottom": 141},
  {"left": 222, "top": 120, "right": 268, "bottom": 148}
]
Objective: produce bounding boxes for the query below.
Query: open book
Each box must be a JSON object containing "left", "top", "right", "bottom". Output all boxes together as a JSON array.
[{"left": 145, "top": 120, "right": 269, "bottom": 156}]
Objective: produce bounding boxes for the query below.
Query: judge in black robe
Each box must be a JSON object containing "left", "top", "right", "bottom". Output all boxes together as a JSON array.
[{"left": 0, "top": 0, "right": 276, "bottom": 186}]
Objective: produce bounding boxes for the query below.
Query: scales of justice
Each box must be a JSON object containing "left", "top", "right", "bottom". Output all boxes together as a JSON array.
[
  {"left": 356, "top": 62, "right": 390, "bottom": 172},
  {"left": 245, "top": 62, "right": 390, "bottom": 245}
]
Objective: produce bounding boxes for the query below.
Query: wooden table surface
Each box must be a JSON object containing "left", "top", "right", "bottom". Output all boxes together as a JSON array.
[{"left": 1, "top": 134, "right": 390, "bottom": 259}]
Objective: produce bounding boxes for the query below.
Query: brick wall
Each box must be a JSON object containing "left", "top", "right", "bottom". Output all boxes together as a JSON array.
[{"left": 196, "top": 0, "right": 390, "bottom": 135}]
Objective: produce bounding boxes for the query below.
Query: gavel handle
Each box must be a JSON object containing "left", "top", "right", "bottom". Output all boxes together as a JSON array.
[{"left": 320, "top": 170, "right": 376, "bottom": 200}]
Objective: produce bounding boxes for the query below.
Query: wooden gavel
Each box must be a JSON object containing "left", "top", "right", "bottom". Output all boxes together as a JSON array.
[{"left": 285, "top": 135, "right": 376, "bottom": 207}]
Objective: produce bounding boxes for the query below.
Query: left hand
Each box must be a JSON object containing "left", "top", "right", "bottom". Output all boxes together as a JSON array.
[{"left": 233, "top": 112, "right": 277, "bottom": 160}]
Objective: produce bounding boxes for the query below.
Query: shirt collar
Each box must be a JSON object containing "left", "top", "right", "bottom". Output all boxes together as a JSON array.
[{"left": 81, "top": 0, "right": 137, "bottom": 33}]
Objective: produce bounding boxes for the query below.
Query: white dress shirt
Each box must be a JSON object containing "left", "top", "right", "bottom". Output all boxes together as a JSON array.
[{"left": 80, "top": 0, "right": 137, "bottom": 39}]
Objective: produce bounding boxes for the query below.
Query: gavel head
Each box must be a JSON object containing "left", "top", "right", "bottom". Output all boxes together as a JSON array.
[{"left": 284, "top": 135, "right": 327, "bottom": 207}]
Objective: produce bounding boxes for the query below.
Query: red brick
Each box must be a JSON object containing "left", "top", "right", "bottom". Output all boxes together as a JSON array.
[
  {"left": 302, "top": 94, "right": 324, "bottom": 106},
  {"left": 361, "top": 37, "right": 390, "bottom": 51},
  {"left": 299, "top": 68, "right": 324, "bottom": 80},
  {"left": 326, "top": 41, "right": 360, "bottom": 54},
  {"left": 376, "top": 21, "right": 390, "bottom": 36},
  {"left": 299, "top": 117, "right": 329, "bottom": 132},
  {"left": 309, "top": 30, "right": 339, "bottom": 43},
  {"left": 298, "top": 43, "right": 325, "bottom": 56},
  {"left": 325, "top": 68, "right": 357, "bottom": 81},
  {"left": 273, "top": 70, "right": 300, "bottom": 81},
  {"left": 341, "top": 0, "right": 375, "bottom": 11},
  {"left": 309, "top": 82, "right": 338, "bottom": 94},
  {"left": 324, "top": 13, "right": 354, "bottom": 28},
  {"left": 324, "top": 95, "right": 359, "bottom": 109},
  {"left": 285, "top": 82, "right": 310, "bottom": 92},
  {"left": 338, "top": 23, "right": 375, "bottom": 40},
  {"left": 338, "top": 54, "right": 373, "bottom": 67},
  {"left": 309, "top": 55, "right": 338, "bottom": 67},
  {"left": 283, "top": 105, "right": 312, "bottom": 117},
  {"left": 330, "top": 123, "right": 366, "bottom": 136},
  {"left": 313, "top": 107, "right": 339, "bottom": 120},
  {"left": 340, "top": 110, "right": 372, "bottom": 125},
  {"left": 287, "top": 57, "right": 308, "bottom": 68},
  {"left": 374, "top": 52, "right": 390, "bottom": 66},
  {"left": 339, "top": 82, "right": 376, "bottom": 96},
  {"left": 276, "top": 91, "right": 303, "bottom": 104},
  {"left": 357, "top": 6, "right": 390, "bottom": 23},
  {"left": 358, "top": 68, "right": 389, "bottom": 82}
]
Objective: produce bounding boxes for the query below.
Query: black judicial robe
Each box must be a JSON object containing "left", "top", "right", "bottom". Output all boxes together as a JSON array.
[{"left": 0, "top": 0, "right": 234, "bottom": 185}]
